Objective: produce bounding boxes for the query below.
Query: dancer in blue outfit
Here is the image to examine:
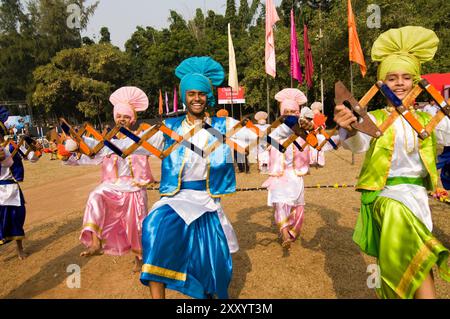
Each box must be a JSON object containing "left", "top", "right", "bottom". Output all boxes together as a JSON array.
[
  {"left": 139, "top": 56, "right": 313, "bottom": 299},
  {"left": 139, "top": 57, "right": 238, "bottom": 299},
  {"left": 0, "top": 106, "right": 40, "bottom": 259}
]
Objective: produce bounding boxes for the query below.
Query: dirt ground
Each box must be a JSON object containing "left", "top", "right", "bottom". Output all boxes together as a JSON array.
[{"left": 1, "top": 148, "right": 449, "bottom": 299}]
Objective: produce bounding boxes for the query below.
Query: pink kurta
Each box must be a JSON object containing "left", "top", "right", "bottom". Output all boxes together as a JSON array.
[
  {"left": 262, "top": 139, "right": 310, "bottom": 239},
  {"left": 262, "top": 140, "right": 310, "bottom": 206},
  {"left": 68, "top": 147, "right": 154, "bottom": 256}
]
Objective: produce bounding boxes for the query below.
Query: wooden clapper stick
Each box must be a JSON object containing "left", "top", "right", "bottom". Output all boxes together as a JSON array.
[
  {"left": 419, "top": 79, "right": 450, "bottom": 134},
  {"left": 376, "top": 81, "right": 429, "bottom": 139}
]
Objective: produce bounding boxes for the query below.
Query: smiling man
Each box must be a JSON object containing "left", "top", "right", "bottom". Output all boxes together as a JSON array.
[
  {"left": 139, "top": 56, "right": 239, "bottom": 299},
  {"left": 139, "top": 56, "right": 313, "bottom": 299}
]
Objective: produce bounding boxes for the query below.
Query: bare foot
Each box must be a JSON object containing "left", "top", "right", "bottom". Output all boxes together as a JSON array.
[
  {"left": 281, "top": 229, "right": 294, "bottom": 249},
  {"left": 16, "top": 241, "right": 28, "bottom": 260},
  {"left": 18, "top": 250, "right": 29, "bottom": 260},
  {"left": 133, "top": 257, "right": 143, "bottom": 273},
  {"left": 80, "top": 246, "right": 103, "bottom": 257},
  {"left": 281, "top": 239, "right": 293, "bottom": 249}
]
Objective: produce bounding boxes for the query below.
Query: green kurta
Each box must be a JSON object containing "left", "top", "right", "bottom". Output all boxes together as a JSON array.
[{"left": 351, "top": 109, "right": 450, "bottom": 299}]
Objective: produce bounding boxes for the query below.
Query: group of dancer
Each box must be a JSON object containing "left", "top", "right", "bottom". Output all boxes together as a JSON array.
[{"left": 1, "top": 25, "right": 449, "bottom": 299}]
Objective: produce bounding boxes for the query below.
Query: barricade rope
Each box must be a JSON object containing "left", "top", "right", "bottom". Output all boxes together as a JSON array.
[{"left": 146, "top": 183, "right": 355, "bottom": 192}]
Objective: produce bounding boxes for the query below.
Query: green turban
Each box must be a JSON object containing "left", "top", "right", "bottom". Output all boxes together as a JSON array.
[{"left": 371, "top": 26, "right": 439, "bottom": 83}]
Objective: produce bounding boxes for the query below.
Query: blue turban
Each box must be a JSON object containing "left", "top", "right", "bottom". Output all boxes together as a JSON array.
[{"left": 175, "top": 57, "right": 224, "bottom": 107}]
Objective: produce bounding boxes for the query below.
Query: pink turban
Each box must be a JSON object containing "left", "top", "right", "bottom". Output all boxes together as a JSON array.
[
  {"left": 110, "top": 86, "right": 149, "bottom": 124},
  {"left": 274, "top": 88, "right": 307, "bottom": 115},
  {"left": 310, "top": 101, "right": 323, "bottom": 113},
  {"left": 254, "top": 111, "right": 268, "bottom": 124}
]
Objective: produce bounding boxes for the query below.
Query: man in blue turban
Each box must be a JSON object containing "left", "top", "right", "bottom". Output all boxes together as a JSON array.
[
  {"left": 139, "top": 56, "right": 238, "bottom": 299},
  {"left": 139, "top": 56, "right": 313, "bottom": 299}
]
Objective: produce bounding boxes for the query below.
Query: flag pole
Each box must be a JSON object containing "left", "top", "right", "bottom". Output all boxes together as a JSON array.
[
  {"left": 266, "top": 75, "right": 270, "bottom": 124},
  {"left": 159, "top": 89, "right": 163, "bottom": 122},
  {"left": 320, "top": 64, "right": 324, "bottom": 105},
  {"left": 350, "top": 62, "right": 354, "bottom": 94},
  {"left": 230, "top": 87, "right": 234, "bottom": 119},
  {"left": 350, "top": 61, "right": 355, "bottom": 165},
  {"left": 319, "top": 6, "right": 324, "bottom": 105},
  {"left": 290, "top": 5, "right": 295, "bottom": 89}
]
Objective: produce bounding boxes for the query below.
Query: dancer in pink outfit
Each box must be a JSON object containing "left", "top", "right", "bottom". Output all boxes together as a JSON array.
[
  {"left": 262, "top": 88, "right": 312, "bottom": 249},
  {"left": 64, "top": 86, "right": 155, "bottom": 271}
]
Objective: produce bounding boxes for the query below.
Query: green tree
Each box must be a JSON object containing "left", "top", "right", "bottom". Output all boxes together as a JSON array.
[
  {"left": 121, "top": 0, "right": 450, "bottom": 121},
  {"left": 26, "top": 0, "right": 98, "bottom": 63},
  {"left": 99, "top": 26, "right": 111, "bottom": 44},
  {"left": 205, "top": 10, "right": 227, "bottom": 32},
  {"left": 125, "top": 9, "right": 231, "bottom": 117},
  {"left": 0, "top": 1, "right": 31, "bottom": 100},
  {"left": 238, "top": 0, "right": 250, "bottom": 30},
  {"left": 305, "top": 0, "right": 450, "bottom": 117},
  {"left": 82, "top": 36, "right": 95, "bottom": 45},
  {"left": 0, "top": 0, "right": 98, "bottom": 103},
  {"left": 32, "top": 44, "right": 130, "bottom": 122},
  {"left": 226, "top": 0, "right": 237, "bottom": 24},
  {"left": 0, "top": 0, "right": 25, "bottom": 33},
  {"left": 188, "top": 9, "right": 205, "bottom": 45},
  {"left": 249, "top": 0, "right": 262, "bottom": 24}
]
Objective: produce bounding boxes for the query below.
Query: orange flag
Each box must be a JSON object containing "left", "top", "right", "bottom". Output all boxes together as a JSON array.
[
  {"left": 348, "top": 0, "right": 367, "bottom": 77},
  {"left": 158, "top": 89, "right": 163, "bottom": 115}
]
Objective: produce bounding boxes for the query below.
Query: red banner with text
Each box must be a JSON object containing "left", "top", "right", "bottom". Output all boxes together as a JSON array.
[{"left": 218, "top": 87, "right": 245, "bottom": 104}]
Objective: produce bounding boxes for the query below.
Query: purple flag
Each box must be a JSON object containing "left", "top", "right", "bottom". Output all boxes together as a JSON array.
[
  {"left": 165, "top": 91, "right": 169, "bottom": 114},
  {"left": 303, "top": 24, "right": 314, "bottom": 89},
  {"left": 173, "top": 87, "right": 178, "bottom": 113},
  {"left": 290, "top": 9, "right": 302, "bottom": 84}
]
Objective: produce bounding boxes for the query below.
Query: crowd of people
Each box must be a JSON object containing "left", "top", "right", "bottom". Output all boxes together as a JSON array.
[{"left": 1, "top": 25, "right": 449, "bottom": 299}]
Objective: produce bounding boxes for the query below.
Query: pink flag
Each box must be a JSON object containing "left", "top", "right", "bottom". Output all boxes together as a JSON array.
[
  {"left": 290, "top": 9, "right": 302, "bottom": 84},
  {"left": 265, "top": 0, "right": 280, "bottom": 78},
  {"left": 165, "top": 91, "right": 169, "bottom": 114},
  {"left": 303, "top": 24, "right": 314, "bottom": 89},
  {"left": 173, "top": 87, "right": 178, "bottom": 113}
]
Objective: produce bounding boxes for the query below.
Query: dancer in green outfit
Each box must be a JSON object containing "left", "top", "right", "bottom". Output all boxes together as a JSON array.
[{"left": 334, "top": 26, "right": 450, "bottom": 299}]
